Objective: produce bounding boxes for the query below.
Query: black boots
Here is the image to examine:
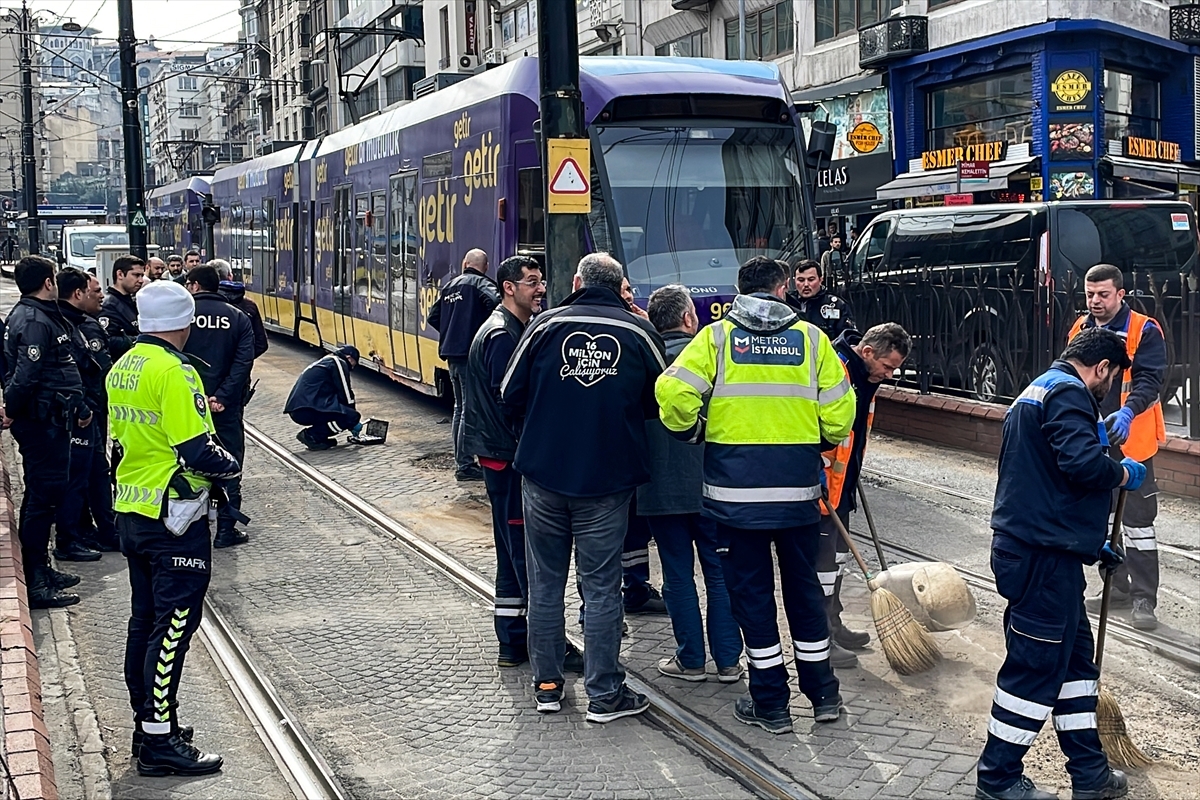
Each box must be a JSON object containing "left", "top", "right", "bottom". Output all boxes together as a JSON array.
[
  {"left": 53, "top": 539, "right": 103, "bottom": 562},
  {"left": 27, "top": 565, "right": 80, "bottom": 609},
  {"left": 132, "top": 725, "right": 194, "bottom": 757},
  {"left": 213, "top": 529, "right": 249, "bottom": 549},
  {"left": 136, "top": 731, "right": 222, "bottom": 777}
]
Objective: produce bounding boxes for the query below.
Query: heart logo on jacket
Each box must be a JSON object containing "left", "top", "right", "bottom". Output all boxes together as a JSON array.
[{"left": 560, "top": 331, "right": 622, "bottom": 387}]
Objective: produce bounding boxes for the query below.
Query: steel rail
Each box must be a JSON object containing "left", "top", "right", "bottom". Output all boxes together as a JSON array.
[
  {"left": 861, "top": 467, "right": 1200, "bottom": 564},
  {"left": 244, "top": 424, "right": 815, "bottom": 800},
  {"left": 847, "top": 527, "right": 1200, "bottom": 672},
  {"left": 199, "top": 602, "right": 349, "bottom": 800}
]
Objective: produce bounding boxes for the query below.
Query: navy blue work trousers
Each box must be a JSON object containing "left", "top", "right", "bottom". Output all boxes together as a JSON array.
[{"left": 483, "top": 463, "right": 527, "bottom": 659}]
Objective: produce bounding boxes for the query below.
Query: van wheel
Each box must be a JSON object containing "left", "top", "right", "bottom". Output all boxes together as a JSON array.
[{"left": 970, "top": 343, "right": 1003, "bottom": 404}]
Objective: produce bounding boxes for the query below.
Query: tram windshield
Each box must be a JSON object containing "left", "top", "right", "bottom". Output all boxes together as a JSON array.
[{"left": 595, "top": 123, "right": 809, "bottom": 292}]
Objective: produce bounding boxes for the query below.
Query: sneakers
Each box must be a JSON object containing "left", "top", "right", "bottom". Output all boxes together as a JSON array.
[
  {"left": 535, "top": 681, "right": 564, "bottom": 713},
  {"left": 974, "top": 775, "right": 1058, "bottom": 800},
  {"left": 657, "top": 655, "right": 707, "bottom": 682},
  {"left": 586, "top": 685, "right": 649, "bottom": 723},
  {"left": 833, "top": 624, "right": 870, "bottom": 650},
  {"left": 625, "top": 585, "right": 668, "bottom": 615},
  {"left": 829, "top": 641, "right": 859, "bottom": 670},
  {"left": 716, "top": 664, "right": 743, "bottom": 683},
  {"left": 1086, "top": 591, "right": 1131, "bottom": 613},
  {"left": 297, "top": 430, "right": 335, "bottom": 451},
  {"left": 136, "top": 732, "right": 222, "bottom": 777},
  {"left": 1072, "top": 769, "right": 1128, "bottom": 800},
  {"left": 455, "top": 465, "right": 484, "bottom": 482},
  {"left": 813, "top": 693, "right": 844, "bottom": 723},
  {"left": 563, "top": 643, "right": 585, "bottom": 674},
  {"left": 733, "top": 694, "right": 793, "bottom": 735},
  {"left": 1130, "top": 598, "right": 1159, "bottom": 631}
]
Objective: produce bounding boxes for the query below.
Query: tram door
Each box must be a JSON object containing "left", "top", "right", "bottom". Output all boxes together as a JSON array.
[
  {"left": 332, "top": 185, "right": 353, "bottom": 347},
  {"left": 388, "top": 171, "right": 421, "bottom": 380}
]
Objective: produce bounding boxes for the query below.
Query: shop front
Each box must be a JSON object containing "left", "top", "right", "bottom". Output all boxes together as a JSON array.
[{"left": 880, "top": 19, "right": 1199, "bottom": 209}]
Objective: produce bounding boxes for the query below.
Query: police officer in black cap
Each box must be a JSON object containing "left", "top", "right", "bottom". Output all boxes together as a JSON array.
[
  {"left": 98, "top": 254, "right": 146, "bottom": 360},
  {"left": 54, "top": 267, "right": 117, "bottom": 561},
  {"left": 2, "top": 256, "right": 92, "bottom": 607},
  {"left": 181, "top": 265, "right": 254, "bottom": 549}
]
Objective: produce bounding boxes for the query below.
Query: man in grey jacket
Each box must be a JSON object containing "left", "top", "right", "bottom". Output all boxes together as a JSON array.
[{"left": 639, "top": 285, "right": 743, "bottom": 683}]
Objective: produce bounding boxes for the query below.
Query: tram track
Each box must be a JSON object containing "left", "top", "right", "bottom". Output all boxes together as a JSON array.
[{"left": 243, "top": 423, "right": 816, "bottom": 800}]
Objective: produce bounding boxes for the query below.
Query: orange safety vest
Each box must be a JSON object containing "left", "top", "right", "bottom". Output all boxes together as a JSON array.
[
  {"left": 820, "top": 357, "right": 874, "bottom": 514},
  {"left": 1068, "top": 309, "right": 1166, "bottom": 462}
]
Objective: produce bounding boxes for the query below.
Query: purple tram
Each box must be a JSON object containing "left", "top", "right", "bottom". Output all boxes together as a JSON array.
[
  {"left": 147, "top": 175, "right": 211, "bottom": 258},
  {"left": 209, "top": 56, "right": 816, "bottom": 395}
]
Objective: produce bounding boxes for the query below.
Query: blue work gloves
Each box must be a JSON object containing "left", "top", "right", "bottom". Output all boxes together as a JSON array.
[
  {"left": 1120, "top": 457, "right": 1146, "bottom": 491},
  {"left": 1104, "top": 406, "right": 1135, "bottom": 447},
  {"left": 1099, "top": 540, "right": 1126, "bottom": 578},
  {"left": 351, "top": 422, "right": 364, "bottom": 436}
]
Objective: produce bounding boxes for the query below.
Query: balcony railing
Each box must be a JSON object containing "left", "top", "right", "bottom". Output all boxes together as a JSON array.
[
  {"left": 858, "top": 15, "right": 928, "bottom": 70},
  {"left": 1170, "top": 3, "right": 1200, "bottom": 45}
]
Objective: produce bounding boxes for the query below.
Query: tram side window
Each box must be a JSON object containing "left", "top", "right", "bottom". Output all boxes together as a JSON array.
[
  {"left": 371, "top": 191, "right": 386, "bottom": 301},
  {"left": 517, "top": 168, "right": 544, "bottom": 251},
  {"left": 261, "top": 198, "right": 276, "bottom": 293},
  {"left": 355, "top": 194, "right": 370, "bottom": 296}
]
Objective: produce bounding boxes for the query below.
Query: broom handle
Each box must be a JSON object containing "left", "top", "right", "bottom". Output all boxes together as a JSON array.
[
  {"left": 1095, "top": 489, "right": 1127, "bottom": 672},
  {"left": 857, "top": 483, "right": 890, "bottom": 570},
  {"left": 825, "top": 495, "right": 874, "bottom": 580}
]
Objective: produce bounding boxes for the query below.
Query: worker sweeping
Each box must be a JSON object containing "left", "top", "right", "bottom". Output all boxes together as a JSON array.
[{"left": 977, "top": 326, "right": 1142, "bottom": 800}]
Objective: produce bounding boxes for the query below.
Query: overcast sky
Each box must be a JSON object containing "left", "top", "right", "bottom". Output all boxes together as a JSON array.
[{"left": 30, "top": 1, "right": 242, "bottom": 48}]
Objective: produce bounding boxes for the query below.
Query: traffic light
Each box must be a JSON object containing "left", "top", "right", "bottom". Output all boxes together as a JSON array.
[{"left": 202, "top": 194, "right": 220, "bottom": 225}]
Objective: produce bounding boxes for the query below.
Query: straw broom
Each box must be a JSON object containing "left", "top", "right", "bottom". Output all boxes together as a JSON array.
[
  {"left": 1094, "top": 489, "right": 1154, "bottom": 769},
  {"left": 824, "top": 501, "right": 940, "bottom": 675}
]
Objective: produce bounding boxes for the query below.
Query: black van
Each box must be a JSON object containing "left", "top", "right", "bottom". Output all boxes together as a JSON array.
[{"left": 836, "top": 201, "right": 1198, "bottom": 403}]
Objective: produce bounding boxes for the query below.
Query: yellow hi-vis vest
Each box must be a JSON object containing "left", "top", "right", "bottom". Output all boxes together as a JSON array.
[{"left": 656, "top": 316, "right": 856, "bottom": 528}]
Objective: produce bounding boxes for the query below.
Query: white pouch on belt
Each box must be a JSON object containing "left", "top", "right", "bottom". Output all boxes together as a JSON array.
[{"left": 164, "top": 488, "right": 210, "bottom": 537}]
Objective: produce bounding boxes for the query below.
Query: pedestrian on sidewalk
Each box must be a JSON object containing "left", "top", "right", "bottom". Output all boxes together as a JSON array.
[
  {"left": 817, "top": 323, "right": 911, "bottom": 670},
  {"left": 427, "top": 248, "right": 499, "bottom": 482},
  {"left": 501, "top": 252, "right": 665, "bottom": 722},
  {"left": 656, "top": 256, "right": 857, "bottom": 734},
  {"left": 638, "top": 284, "right": 743, "bottom": 685},
  {"left": 978, "top": 326, "right": 1140, "bottom": 800},
  {"left": 108, "top": 279, "right": 240, "bottom": 777},
  {"left": 2, "top": 256, "right": 92, "bottom": 608},
  {"left": 285, "top": 345, "right": 364, "bottom": 449}
]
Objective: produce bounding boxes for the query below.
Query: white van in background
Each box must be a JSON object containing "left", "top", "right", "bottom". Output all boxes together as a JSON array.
[{"left": 58, "top": 225, "right": 129, "bottom": 274}]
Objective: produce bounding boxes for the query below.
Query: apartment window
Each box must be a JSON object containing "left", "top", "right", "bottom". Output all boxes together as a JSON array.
[
  {"left": 501, "top": 10, "right": 515, "bottom": 44},
  {"left": 178, "top": 75, "right": 198, "bottom": 91},
  {"left": 1103, "top": 69, "right": 1160, "bottom": 141},
  {"left": 516, "top": 4, "right": 529, "bottom": 40},
  {"left": 336, "top": 0, "right": 349, "bottom": 19},
  {"left": 180, "top": 103, "right": 200, "bottom": 118},
  {"left": 439, "top": 6, "right": 450, "bottom": 67},
  {"left": 655, "top": 30, "right": 708, "bottom": 58},
  {"left": 344, "top": 81, "right": 379, "bottom": 120},
  {"left": 815, "top": 0, "right": 903, "bottom": 43},
  {"left": 180, "top": 128, "right": 199, "bottom": 141},
  {"left": 385, "top": 66, "right": 425, "bottom": 104},
  {"left": 383, "top": 4, "right": 423, "bottom": 38},
  {"left": 927, "top": 69, "right": 1033, "bottom": 151},
  {"left": 724, "top": 1, "right": 793, "bottom": 60},
  {"left": 928, "top": 0, "right": 959, "bottom": 7}
]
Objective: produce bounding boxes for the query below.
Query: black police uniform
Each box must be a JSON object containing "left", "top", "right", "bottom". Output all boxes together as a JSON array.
[
  {"left": 182, "top": 292, "right": 254, "bottom": 545},
  {"left": 785, "top": 288, "right": 856, "bottom": 341},
  {"left": 218, "top": 281, "right": 268, "bottom": 358},
  {"left": 55, "top": 301, "right": 117, "bottom": 557},
  {"left": 285, "top": 352, "right": 361, "bottom": 444},
  {"left": 98, "top": 287, "right": 139, "bottom": 359},
  {"left": 2, "top": 296, "right": 90, "bottom": 604},
  {"left": 463, "top": 304, "right": 528, "bottom": 659}
]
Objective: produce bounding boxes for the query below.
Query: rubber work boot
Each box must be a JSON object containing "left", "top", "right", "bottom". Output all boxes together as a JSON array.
[
  {"left": 132, "top": 725, "right": 194, "bottom": 757},
  {"left": 53, "top": 539, "right": 103, "bottom": 562},
  {"left": 213, "top": 530, "right": 249, "bottom": 549},
  {"left": 49, "top": 567, "right": 81, "bottom": 590},
  {"left": 1129, "top": 599, "right": 1158, "bottom": 631},
  {"left": 136, "top": 732, "right": 222, "bottom": 777},
  {"left": 733, "top": 694, "right": 793, "bottom": 734},
  {"left": 829, "top": 641, "right": 859, "bottom": 669},
  {"left": 974, "top": 775, "right": 1059, "bottom": 800},
  {"left": 27, "top": 566, "right": 80, "bottom": 609},
  {"left": 1072, "top": 770, "right": 1128, "bottom": 800}
]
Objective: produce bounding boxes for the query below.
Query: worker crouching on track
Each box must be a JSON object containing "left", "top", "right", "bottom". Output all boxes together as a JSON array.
[
  {"left": 108, "top": 280, "right": 241, "bottom": 777},
  {"left": 285, "top": 345, "right": 368, "bottom": 449},
  {"left": 656, "top": 256, "right": 856, "bottom": 734},
  {"left": 977, "top": 327, "right": 1143, "bottom": 800}
]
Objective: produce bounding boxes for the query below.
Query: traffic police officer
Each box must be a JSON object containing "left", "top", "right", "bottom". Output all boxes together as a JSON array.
[
  {"left": 2, "top": 256, "right": 92, "bottom": 608},
  {"left": 1070, "top": 264, "right": 1167, "bottom": 631},
  {"left": 98, "top": 254, "right": 146, "bottom": 360},
  {"left": 109, "top": 280, "right": 240, "bottom": 777},
  {"left": 54, "top": 267, "right": 114, "bottom": 561},
  {"left": 978, "top": 326, "right": 1141, "bottom": 800},
  {"left": 785, "top": 259, "right": 856, "bottom": 341},
  {"left": 182, "top": 265, "right": 254, "bottom": 548},
  {"left": 657, "top": 256, "right": 856, "bottom": 733},
  {"left": 817, "top": 323, "right": 911, "bottom": 670}
]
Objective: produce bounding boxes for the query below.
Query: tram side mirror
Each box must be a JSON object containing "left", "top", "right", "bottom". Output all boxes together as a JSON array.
[{"left": 805, "top": 121, "right": 837, "bottom": 171}]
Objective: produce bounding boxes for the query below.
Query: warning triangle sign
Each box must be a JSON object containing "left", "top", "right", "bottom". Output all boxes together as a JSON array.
[
  {"left": 131, "top": 210, "right": 148, "bottom": 227},
  {"left": 550, "top": 158, "right": 589, "bottom": 195}
]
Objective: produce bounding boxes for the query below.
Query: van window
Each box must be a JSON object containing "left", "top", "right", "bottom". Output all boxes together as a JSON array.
[
  {"left": 69, "top": 230, "right": 128, "bottom": 258},
  {"left": 847, "top": 220, "right": 889, "bottom": 280},
  {"left": 889, "top": 214, "right": 955, "bottom": 268},
  {"left": 952, "top": 211, "right": 1033, "bottom": 266},
  {"left": 1055, "top": 205, "right": 1196, "bottom": 276}
]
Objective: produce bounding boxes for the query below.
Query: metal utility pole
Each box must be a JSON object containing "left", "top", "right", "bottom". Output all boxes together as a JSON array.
[
  {"left": 19, "top": 0, "right": 39, "bottom": 254},
  {"left": 537, "top": 0, "right": 587, "bottom": 307},
  {"left": 117, "top": 0, "right": 147, "bottom": 257}
]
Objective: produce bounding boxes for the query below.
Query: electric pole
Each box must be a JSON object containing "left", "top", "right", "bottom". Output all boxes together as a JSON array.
[
  {"left": 537, "top": 0, "right": 587, "bottom": 307},
  {"left": 118, "top": 0, "right": 147, "bottom": 257},
  {"left": 19, "top": 0, "right": 39, "bottom": 254}
]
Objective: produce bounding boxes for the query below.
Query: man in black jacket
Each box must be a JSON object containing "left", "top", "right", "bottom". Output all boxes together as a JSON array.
[
  {"left": 463, "top": 255, "right": 545, "bottom": 667},
  {"left": 786, "top": 260, "right": 855, "bottom": 341},
  {"left": 285, "top": 346, "right": 362, "bottom": 449},
  {"left": 99, "top": 255, "right": 146, "bottom": 360},
  {"left": 54, "top": 268, "right": 117, "bottom": 562},
  {"left": 211, "top": 260, "right": 268, "bottom": 358},
  {"left": 428, "top": 248, "right": 499, "bottom": 481},
  {"left": 2, "top": 256, "right": 92, "bottom": 608},
  {"left": 182, "top": 265, "right": 255, "bottom": 548},
  {"left": 501, "top": 252, "right": 665, "bottom": 723}
]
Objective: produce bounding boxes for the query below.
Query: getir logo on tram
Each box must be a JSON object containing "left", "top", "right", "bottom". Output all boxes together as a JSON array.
[{"left": 730, "top": 330, "right": 807, "bottom": 366}]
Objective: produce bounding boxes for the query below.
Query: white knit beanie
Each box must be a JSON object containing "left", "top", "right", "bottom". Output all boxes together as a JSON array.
[{"left": 136, "top": 280, "right": 195, "bottom": 333}]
